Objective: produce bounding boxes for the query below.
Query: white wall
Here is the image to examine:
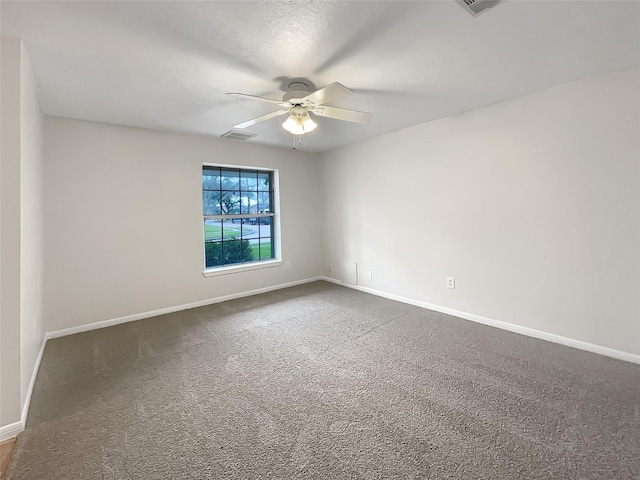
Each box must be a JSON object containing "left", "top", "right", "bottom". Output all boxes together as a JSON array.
[
  {"left": 43, "top": 117, "right": 322, "bottom": 332},
  {"left": 321, "top": 65, "right": 640, "bottom": 357},
  {"left": 0, "top": 35, "right": 45, "bottom": 437},
  {"left": 1, "top": 35, "right": 23, "bottom": 429},
  {"left": 19, "top": 42, "right": 44, "bottom": 409}
]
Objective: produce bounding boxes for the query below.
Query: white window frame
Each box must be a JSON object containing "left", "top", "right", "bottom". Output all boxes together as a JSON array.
[{"left": 202, "top": 163, "right": 282, "bottom": 277}]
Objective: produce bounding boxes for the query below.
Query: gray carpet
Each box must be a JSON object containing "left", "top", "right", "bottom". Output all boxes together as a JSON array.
[{"left": 7, "top": 281, "right": 640, "bottom": 479}]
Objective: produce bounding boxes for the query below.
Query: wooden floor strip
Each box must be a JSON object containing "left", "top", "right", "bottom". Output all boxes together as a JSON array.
[{"left": 0, "top": 438, "right": 16, "bottom": 480}]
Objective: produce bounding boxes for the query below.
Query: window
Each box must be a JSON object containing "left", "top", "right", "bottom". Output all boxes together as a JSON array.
[{"left": 202, "top": 165, "right": 277, "bottom": 272}]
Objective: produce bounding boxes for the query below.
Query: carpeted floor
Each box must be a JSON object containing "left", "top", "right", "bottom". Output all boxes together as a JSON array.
[{"left": 7, "top": 281, "right": 640, "bottom": 479}]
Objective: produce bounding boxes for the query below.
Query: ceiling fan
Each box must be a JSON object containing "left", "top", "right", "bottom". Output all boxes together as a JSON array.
[{"left": 226, "top": 82, "right": 372, "bottom": 136}]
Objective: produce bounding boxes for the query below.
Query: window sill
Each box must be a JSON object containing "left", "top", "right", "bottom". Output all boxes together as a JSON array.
[{"left": 202, "top": 259, "right": 283, "bottom": 277}]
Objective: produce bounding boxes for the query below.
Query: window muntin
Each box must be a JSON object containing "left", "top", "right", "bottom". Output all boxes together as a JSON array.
[{"left": 203, "top": 166, "right": 276, "bottom": 269}]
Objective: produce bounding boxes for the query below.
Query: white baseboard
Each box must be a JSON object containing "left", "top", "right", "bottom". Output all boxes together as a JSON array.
[
  {"left": 321, "top": 276, "right": 640, "bottom": 365},
  {"left": 21, "top": 338, "right": 46, "bottom": 426},
  {"left": 0, "top": 337, "right": 47, "bottom": 442},
  {"left": 46, "top": 276, "right": 325, "bottom": 340},
  {"left": 0, "top": 421, "right": 23, "bottom": 443}
]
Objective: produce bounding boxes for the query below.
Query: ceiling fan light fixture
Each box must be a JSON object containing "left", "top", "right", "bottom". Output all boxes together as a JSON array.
[
  {"left": 282, "top": 115, "right": 302, "bottom": 135},
  {"left": 282, "top": 112, "right": 317, "bottom": 135},
  {"left": 302, "top": 115, "right": 317, "bottom": 131},
  {"left": 228, "top": 82, "right": 370, "bottom": 139}
]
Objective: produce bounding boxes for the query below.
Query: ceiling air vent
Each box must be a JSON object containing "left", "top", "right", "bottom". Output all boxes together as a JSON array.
[
  {"left": 220, "top": 130, "right": 257, "bottom": 141},
  {"left": 457, "top": 0, "right": 503, "bottom": 16}
]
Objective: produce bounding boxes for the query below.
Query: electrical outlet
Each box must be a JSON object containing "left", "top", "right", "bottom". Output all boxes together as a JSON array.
[
  {"left": 285, "top": 261, "right": 291, "bottom": 270},
  {"left": 447, "top": 277, "right": 455, "bottom": 289},
  {"left": 328, "top": 264, "right": 332, "bottom": 273},
  {"left": 367, "top": 271, "right": 373, "bottom": 281}
]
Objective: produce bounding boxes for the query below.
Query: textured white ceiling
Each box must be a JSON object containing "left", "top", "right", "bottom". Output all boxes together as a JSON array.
[{"left": 2, "top": 1, "right": 639, "bottom": 152}]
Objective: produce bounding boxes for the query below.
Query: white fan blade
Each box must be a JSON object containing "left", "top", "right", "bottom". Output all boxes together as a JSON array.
[
  {"left": 309, "top": 105, "right": 372, "bottom": 124},
  {"left": 233, "top": 109, "right": 289, "bottom": 129},
  {"left": 226, "top": 93, "right": 291, "bottom": 108},
  {"left": 300, "top": 82, "right": 352, "bottom": 106}
]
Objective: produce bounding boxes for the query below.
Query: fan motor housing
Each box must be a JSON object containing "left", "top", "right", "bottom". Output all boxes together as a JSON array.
[{"left": 283, "top": 82, "right": 309, "bottom": 104}]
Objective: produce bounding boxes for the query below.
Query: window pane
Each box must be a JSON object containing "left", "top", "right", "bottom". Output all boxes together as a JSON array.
[
  {"left": 205, "top": 241, "right": 223, "bottom": 268},
  {"left": 258, "top": 172, "right": 271, "bottom": 192},
  {"left": 241, "top": 220, "right": 260, "bottom": 240},
  {"left": 221, "top": 219, "right": 242, "bottom": 239},
  {"left": 240, "top": 192, "right": 257, "bottom": 214},
  {"left": 220, "top": 191, "right": 241, "bottom": 214},
  {"left": 241, "top": 221, "right": 258, "bottom": 262},
  {"left": 203, "top": 191, "right": 221, "bottom": 215},
  {"left": 257, "top": 191, "right": 271, "bottom": 213},
  {"left": 259, "top": 237, "right": 274, "bottom": 261},
  {"left": 221, "top": 169, "right": 239, "bottom": 190},
  {"left": 240, "top": 171, "right": 258, "bottom": 191},
  {"left": 204, "top": 219, "right": 223, "bottom": 242},
  {"left": 203, "top": 167, "right": 221, "bottom": 190},
  {"left": 222, "top": 240, "right": 244, "bottom": 266},
  {"left": 245, "top": 236, "right": 272, "bottom": 261}
]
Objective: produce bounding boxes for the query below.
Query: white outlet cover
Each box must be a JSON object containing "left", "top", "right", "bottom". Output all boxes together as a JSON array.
[{"left": 447, "top": 277, "right": 455, "bottom": 289}]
